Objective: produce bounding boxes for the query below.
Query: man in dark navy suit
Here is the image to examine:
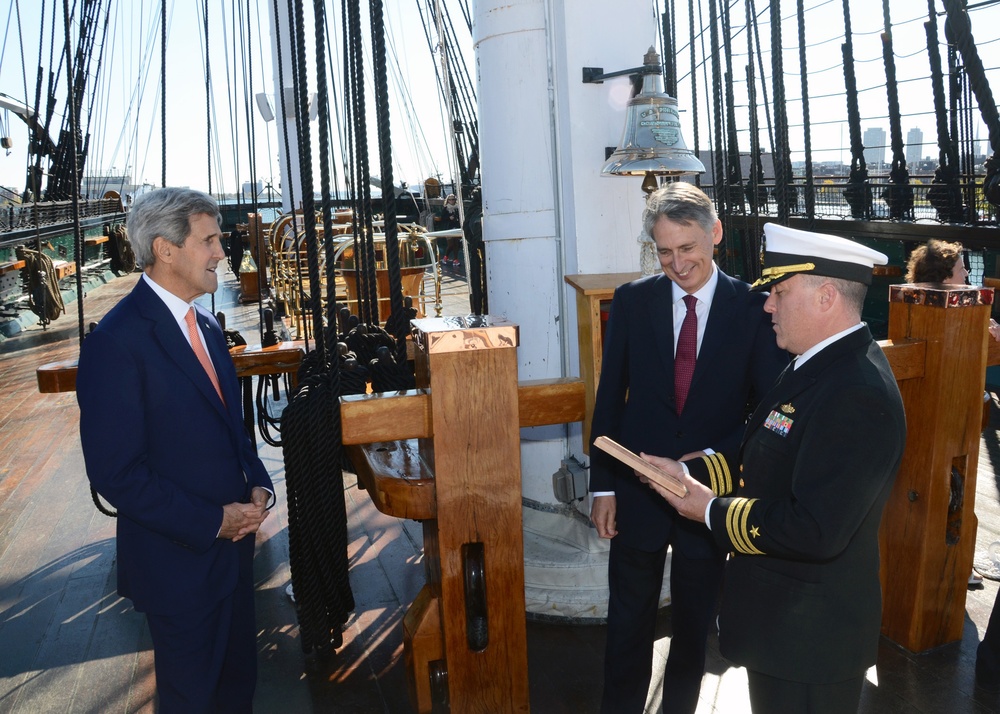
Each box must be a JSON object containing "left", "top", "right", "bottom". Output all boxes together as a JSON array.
[
  {"left": 78, "top": 187, "right": 273, "bottom": 713},
  {"left": 647, "top": 224, "right": 906, "bottom": 713},
  {"left": 590, "top": 183, "right": 788, "bottom": 714}
]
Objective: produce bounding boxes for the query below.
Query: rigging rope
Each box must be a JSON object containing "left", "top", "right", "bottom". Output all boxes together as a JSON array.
[
  {"left": 271, "top": 0, "right": 308, "bottom": 351},
  {"left": 688, "top": 0, "right": 701, "bottom": 186},
  {"left": 880, "top": 0, "right": 914, "bottom": 220},
  {"left": 925, "top": 0, "right": 966, "bottom": 220},
  {"left": 277, "top": 0, "right": 353, "bottom": 659},
  {"left": 841, "top": 0, "right": 873, "bottom": 219},
  {"left": 796, "top": 0, "right": 817, "bottom": 227},
  {"left": 204, "top": 0, "right": 212, "bottom": 195},
  {"left": 60, "top": 0, "right": 85, "bottom": 346},
  {"left": 161, "top": 0, "right": 166, "bottom": 187},
  {"left": 346, "top": 0, "right": 378, "bottom": 328},
  {"left": 744, "top": 0, "right": 767, "bottom": 236},
  {"left": 769, "top": 0, "right": 795, "bottom": 222},
  {"left": 370, "top": 0, "right": 417, "bottom": 364},
  {"left": 707, "top": 0, "right": 727, "bottom": 233},
  {"left": 942, "top": 0, "right": 1000, "bottom": 208},
  {"left": 719, "top": 0, "right": 748, "bottom": 277}
]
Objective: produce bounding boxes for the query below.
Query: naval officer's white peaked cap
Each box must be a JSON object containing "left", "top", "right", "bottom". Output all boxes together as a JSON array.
[{"left": 751, "top": 223, "right": 889, "bottom": 291}]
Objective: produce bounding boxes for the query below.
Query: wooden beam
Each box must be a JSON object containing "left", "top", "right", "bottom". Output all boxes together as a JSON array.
[
  {"left": 878, "top": 338, "right": 926, "bottom": 382},
  {"left": 340, "top": 378, "right": 586, "bottom": 445},
  {"left": 346, "top": 440, "right": 436, "bottom": 520},
  {"left": 38, "top": 340, "right": 306, "bottom": 394},
  {"left": 341, "top": 391, "right": 432, "bottom": 445}
]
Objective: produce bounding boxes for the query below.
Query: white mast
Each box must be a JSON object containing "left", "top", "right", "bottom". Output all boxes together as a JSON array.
[{"left": 476, "top": 0, "right": 662, "bottom": 618}]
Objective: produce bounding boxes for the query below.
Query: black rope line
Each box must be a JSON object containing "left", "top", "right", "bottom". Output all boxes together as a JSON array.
[
  {"left": 769, "top": 0, "right": 794, "bottom": 221},
  {"left": 347, "top": 0, "right": 379, "bottom": 328},
  {"left": 842, "top": 0, "right": 873, "bottom": 219},
  {"left": 161, "top": 0, "right": 166, "bottom": 187},
  {"left": 880, "top": 0, "right": 914, "bottom": 220},
  {"left": 796, "top": 0, "right": 817, "bottom": 228},
  {"left": 271, "top": 0, "right": 309, "bottom": 351},
  {"left": 310, "top": 0, "right": 339, "bottom": 362},
  {"left": 204, "top": 0, "right": 212, "bottom": 195},
  {"left": 708, "top": 0, "right": 727, "bottom": 228},
  {"left": 943, "top": 0, "right": 1000, "bottom": 208},
  {"left": 370, "top": 0, "right": 415, "bottom": 367},
  {"left": 688, "top": 0, "right": 701, "bottom": 186}
]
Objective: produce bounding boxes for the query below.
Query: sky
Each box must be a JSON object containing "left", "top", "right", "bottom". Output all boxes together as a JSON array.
[
  {"left": 0, "top": 0, "right": 996, "bottom": 198},
  {"left": 0, "top": 0, "right": 471, "bottom": 197},
  {"left": 672, "top": 0, "right": 1000, "bottom": 168}
]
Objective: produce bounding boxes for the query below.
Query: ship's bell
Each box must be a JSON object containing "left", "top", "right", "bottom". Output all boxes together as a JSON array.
[{"left": 602, "top": 48, "right": 704, "bottom": 182}]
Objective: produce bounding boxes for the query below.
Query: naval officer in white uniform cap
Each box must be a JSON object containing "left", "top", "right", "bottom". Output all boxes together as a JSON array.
[{"left": 641, "top": 222, "right": 908, "bottom": 713}]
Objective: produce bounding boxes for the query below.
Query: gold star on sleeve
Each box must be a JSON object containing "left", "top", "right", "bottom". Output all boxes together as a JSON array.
[{"left": 725, "top": 498, "right": 766, "bottom": 555}]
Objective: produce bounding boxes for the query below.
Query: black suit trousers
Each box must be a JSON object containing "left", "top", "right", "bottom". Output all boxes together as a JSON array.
[
  {"left": 145, "top": 540, "right": 257, "bottom": 713},
  {"left": 601, "top": 537, "right": 724, "bottom": 714},
  {"left": 747, "top": 670, "right": 864, "bottom": 713}
]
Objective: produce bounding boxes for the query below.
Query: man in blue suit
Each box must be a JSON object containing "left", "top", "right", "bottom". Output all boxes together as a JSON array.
[
  {"left": 77, "top": 187, "right": 273, "bottom": 713},
  {"left": 590, "top": 183, "right": 787, "bottom": 714}
]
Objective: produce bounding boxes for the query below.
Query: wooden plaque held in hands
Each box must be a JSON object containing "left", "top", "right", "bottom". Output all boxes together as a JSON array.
[{"left": 593, "top": 436, "right": 688, "bottom": 497}]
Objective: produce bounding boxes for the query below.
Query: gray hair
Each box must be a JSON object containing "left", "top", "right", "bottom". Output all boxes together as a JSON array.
[
  {"left": 641, "top": 182, "right": 718, "bottom": 239},
  {"left": 801, "top": 274, "right": 869, "bottom": 316},
  {"left": 128, "top": 188, "right": 221, "bottom": 268}
]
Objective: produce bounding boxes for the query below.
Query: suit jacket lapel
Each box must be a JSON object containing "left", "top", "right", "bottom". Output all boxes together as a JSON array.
[
  {"left": 691, "top": 271, "right": 737, "bottom": 396},
  {"left": 197, "top": 306, "right": 237, "bottom": 415},
  {"left": 648, "top": 274, "right": 677, "bottom": 386},
  {"left": 134, "top": 280, "right": 229, "bottom": 418}
]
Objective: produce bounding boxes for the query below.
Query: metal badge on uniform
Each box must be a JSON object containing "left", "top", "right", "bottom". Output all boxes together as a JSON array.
[
  {"left": 780, "top": 403, "right": 795, "bottom": 414},
  {"left": 763, "top": 409, "right": 794, "bottom": 437}
]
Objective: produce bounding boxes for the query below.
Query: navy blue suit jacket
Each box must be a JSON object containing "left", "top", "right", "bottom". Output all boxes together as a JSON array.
[
  {"left": 589, "top": 269, "right": 788, "bottom": 556},
  {"left": 77, "top": 277, "right": 273, "bottom": 616}
]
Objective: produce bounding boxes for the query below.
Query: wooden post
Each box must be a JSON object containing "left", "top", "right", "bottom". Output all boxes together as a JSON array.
[
  {"left": 880, "top": 283, "right": 993, "bottom": 652},
  {"left": 410, "top": 315, "right": 529, "bottom": 713}
]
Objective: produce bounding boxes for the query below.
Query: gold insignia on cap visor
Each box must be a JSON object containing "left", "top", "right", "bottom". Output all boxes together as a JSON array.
[
  {"left": 762, "top": 262, "right": 815, "bottom": 278},
  {"left": 750, "top": 262, "right": 816, "bottom": 289}
]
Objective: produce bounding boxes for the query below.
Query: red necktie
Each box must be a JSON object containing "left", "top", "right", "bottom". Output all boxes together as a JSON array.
[
  {"left": 674, "top": 294, "right": 698, "bottom": 414},
  {"left": 185, "top": 307, "right": 225, "bottom": 403}
]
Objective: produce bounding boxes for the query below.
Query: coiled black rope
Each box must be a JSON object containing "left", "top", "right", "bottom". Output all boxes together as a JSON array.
[
  {"left": 273, "top": 0, "right": 354, "bottom": 658},
  {"left": 282, "top": 373, "right": 354, "bottom": 656},
  {"left": 106, "top": 223, "right": 136, "bottom": 274},
  {"left": 16, "top": 247, "right": 64, "bottom": 322}
]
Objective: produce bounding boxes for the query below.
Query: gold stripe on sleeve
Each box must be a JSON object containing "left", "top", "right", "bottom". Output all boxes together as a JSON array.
[
  {"left": 703, "top": 454, "right": 719, "bottom": 494},
  {"left": 707, "top": 453, "right": 732, "bottom": 494}
]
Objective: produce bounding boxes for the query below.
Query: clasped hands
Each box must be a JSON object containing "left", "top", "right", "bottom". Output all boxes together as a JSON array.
[
  {"left": 219, "top": 486, "right": 271, "bottom": 542},
  {"left": 637, "top": 451, "right": 714, "bottom": 524}
]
